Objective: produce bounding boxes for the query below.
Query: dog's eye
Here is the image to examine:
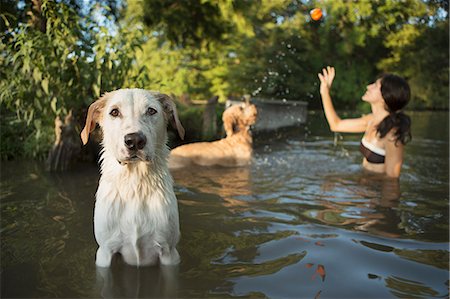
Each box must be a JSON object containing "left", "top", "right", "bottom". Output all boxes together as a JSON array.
[
  {"left": 146, "top": 107, "right": 157, "bottom": 116},
  {"left": 110, "top": 108, "right": 120, "bottom": 117}
]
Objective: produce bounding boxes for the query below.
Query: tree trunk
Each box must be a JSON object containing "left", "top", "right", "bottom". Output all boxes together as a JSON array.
[
  {"left": 27, "top": 0, "right": 47, "bottom": 33},
  {"left": 46, "top": 111, "right": 81, "bottom": 171},
  {"left": 202, "top": 95, "right": 219, "bottom": 140}
]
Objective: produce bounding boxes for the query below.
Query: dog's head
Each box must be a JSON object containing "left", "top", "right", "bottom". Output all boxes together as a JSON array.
[
  {"left": 81, "top": 89, "right": 184, "bottom": 164},
  {"left": 238, "top": 102, "right": 258, "bottom": 128},
  {"left": 243, "top": 102, "right": 258, "bottom": 126}
]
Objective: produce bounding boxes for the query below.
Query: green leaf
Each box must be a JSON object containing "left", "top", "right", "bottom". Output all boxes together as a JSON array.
[
  {"left": 92, "top": 83, "right": 100, "bottom": 97},
  {"left": 41, "top": 78, "right": 49, "bottom": 95},
  {"left": 27, "top": 110, "right": 34, "bottom": 125},
  {"left": 51, "top": 97, "right": 57, "bottom": 113},
  {"left": 22, "top": 58, "right": 30, "bottom": 73},
  {"left": 33, "top": 68, "right": 42, "bottom": 82}
]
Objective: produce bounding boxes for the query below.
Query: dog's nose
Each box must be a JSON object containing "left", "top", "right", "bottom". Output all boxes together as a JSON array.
[{"left": 124, "top": 132, "right": 147, "bottom": 151}]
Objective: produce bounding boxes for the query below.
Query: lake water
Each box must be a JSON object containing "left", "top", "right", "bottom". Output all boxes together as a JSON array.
[{"left": 1, "top": 111, "right": 448, "bottom": 298}]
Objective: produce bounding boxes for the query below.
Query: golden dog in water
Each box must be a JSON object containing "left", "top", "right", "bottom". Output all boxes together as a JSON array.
[{"left": 169, "top": 102, "right": 257, "bottom": 168}]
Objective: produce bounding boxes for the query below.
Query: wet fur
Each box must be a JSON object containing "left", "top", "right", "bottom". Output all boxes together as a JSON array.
[
  {"left": 81, "top": 89, "right": 184, "bottom": 267},
  {"left": 169, "top": 103, "right": 257, "bottom": 168}
]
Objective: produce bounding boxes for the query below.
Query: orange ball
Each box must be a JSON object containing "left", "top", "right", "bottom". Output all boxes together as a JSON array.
[{"left": 310, "top": 8, "right": 323, "bottom": 21}]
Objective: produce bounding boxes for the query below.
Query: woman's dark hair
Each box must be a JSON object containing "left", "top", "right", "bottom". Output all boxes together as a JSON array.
[{"left": 376, "top": 74, "right": 412, "bottom": 145}]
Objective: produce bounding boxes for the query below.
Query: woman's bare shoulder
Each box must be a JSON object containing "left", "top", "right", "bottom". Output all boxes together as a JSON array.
[{"left": 384, "top": 130, "right": 404, "bottom": 148}]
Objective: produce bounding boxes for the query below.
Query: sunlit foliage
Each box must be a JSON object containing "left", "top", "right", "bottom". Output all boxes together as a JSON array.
[{"left": 0, "top": 0, "right": 448, "bottom": 159}]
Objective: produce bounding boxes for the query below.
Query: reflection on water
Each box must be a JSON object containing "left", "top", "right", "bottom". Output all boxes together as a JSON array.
[
  {"left": 172, "top": 166, "right": 253, "bottom": 212},
  {"left": 1, "top": 112, "right": 449, "bottom": 298},
  {"left": 96, "top": 257, "right": 179, "bottom": 298},
  {"left": 1, "top": 162, "right": 99, "bottom": 298},
  {"left": 313, "top": 173, "right": 403, "bottom": 238}
]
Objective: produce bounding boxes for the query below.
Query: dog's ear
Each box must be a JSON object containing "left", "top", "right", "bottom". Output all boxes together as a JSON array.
[
  {"left": 80, "top": 96, "right": 108, "bottom": 145},
  {"left": 156, "top": 93, "right": 185, "bottom": 140},
  {"left": 243, "top": 94, "right": 251, "bottom": 105}
]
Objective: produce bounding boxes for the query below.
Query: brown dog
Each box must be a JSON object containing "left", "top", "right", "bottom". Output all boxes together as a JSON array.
[{"left": 169, "top": 102, "right": 257, "bottom": 168}]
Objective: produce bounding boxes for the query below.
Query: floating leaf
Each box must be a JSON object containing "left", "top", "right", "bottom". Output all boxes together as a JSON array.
[
  {"left": 296, "top": 237, "right": 310, "bottom": 242},
  {"left": 311, "top": 264, "right": 326, "bottom": 282},
  {"left": 317, "top": 265, "right": 326, "bottom": 282},
  {"left": 314, "top": 290, "right": 322, "bottom": 299}
]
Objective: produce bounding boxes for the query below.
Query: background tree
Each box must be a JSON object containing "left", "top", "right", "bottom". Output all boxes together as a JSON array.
[
  {"left": 377, "top": 1, "right": 449, "bottom": 109},
  {"left": 134, "top": 0, "right": 448, "bottom": 109},
  {"left": 0, "top": 0, "right": 145, "bottom": 159},
  {"left": 0, "top": 0, "right": 448, "bottom": 160}
]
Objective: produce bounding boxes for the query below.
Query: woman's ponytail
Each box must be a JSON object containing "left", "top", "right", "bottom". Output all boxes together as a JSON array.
[{"left": 377, "top": 111, "right": 411, "bottom": 145}]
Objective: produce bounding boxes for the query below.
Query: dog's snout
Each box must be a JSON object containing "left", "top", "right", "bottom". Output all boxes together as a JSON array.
[{"left": 124, "top": 132, "right": 147, "bottom": 151}]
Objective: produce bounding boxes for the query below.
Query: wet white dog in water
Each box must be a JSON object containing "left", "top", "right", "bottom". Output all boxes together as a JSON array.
[{"left": 81, "top": 89, "right": 185, "bottom": 267}]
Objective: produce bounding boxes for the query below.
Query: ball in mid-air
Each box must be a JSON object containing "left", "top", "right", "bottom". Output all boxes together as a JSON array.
[{"left": 310, "top": 8, "right": 323, "bottom": 21}]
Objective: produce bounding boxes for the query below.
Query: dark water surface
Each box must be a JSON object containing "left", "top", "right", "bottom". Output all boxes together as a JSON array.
[{"left": 1, "top": 111, "right": 448, "bottom": 298}]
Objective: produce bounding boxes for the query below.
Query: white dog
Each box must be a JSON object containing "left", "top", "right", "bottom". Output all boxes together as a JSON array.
[{"left": 81, "top": 89, "right": 185, "bottom": 267}]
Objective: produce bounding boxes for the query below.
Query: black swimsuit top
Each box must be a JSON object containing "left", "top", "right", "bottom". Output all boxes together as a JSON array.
[{"left": 360, "top": 138, "right": 385, "bottom": 164}]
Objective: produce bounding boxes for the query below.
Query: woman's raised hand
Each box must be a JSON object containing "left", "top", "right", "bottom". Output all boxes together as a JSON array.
[{"left": 318, "top": 66, "right": 335, "bottom": 94}]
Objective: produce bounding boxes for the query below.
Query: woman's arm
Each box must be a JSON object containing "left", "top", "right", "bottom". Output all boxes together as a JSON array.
[
  {"left": 318, "top": 67, "right": 369, "bottom": 133},
  {"left": 384, "top": 136, "right": 404, "bottom": 178}
]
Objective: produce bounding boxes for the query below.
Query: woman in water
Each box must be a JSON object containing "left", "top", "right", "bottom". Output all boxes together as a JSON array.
[{"left": 318, "top": 66, "right": 411, "bottom": 178}]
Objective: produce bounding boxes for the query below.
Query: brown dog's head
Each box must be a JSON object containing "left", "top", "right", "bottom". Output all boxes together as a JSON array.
[
  {"left": 231, "top": 102, "right": 257, "bottom": 133},
  {"left": 241, "top": 102, "right": 258, "bottom": 127}
]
